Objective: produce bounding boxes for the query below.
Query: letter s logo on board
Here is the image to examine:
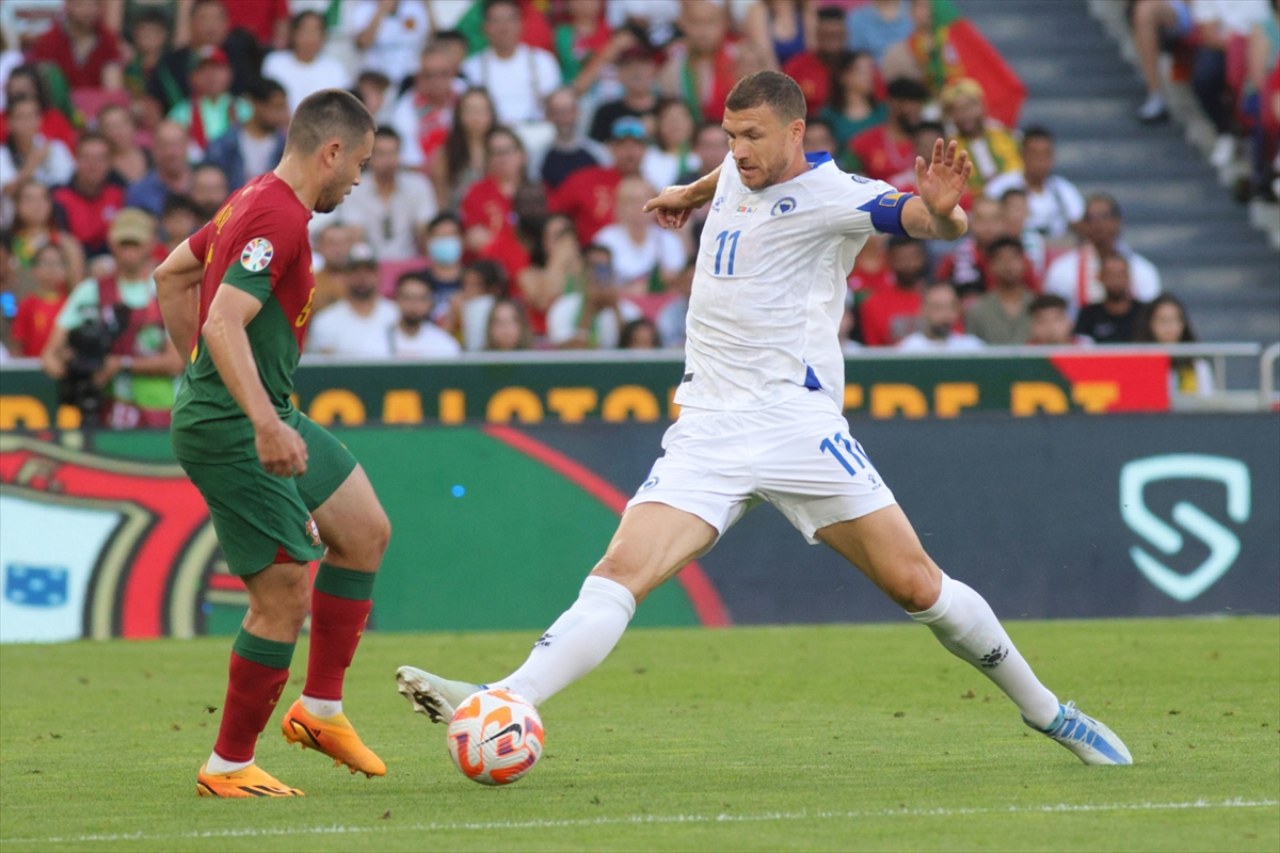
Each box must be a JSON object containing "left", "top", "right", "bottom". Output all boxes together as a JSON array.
[{"left": 1119, "top": 455, "right": 1250, "bottom": 602}]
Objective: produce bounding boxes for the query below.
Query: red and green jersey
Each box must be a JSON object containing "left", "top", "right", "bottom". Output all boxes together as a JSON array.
[{"left": 171, "top": 172, "right": 317, "bottom": 461}]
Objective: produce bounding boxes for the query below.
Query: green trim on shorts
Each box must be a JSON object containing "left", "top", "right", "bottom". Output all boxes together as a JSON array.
[
  {"left": 314, "top": 563, "right": 376, "bottom": 601},
  {"left": 232, "top": 628, "right": 295, "bottom": 669}
]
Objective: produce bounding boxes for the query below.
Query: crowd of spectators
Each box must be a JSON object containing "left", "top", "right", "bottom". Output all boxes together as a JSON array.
[{"left": 0, "top": 0, "right": 1238, "bottom": 406}]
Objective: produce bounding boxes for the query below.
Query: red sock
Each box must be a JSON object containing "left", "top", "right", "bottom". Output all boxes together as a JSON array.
[
  {"left": 213, "top": 652, "right": 290, "bottom": 763},
  {"left": 304, "top": 589, "right": 373, "bottom": 702}
]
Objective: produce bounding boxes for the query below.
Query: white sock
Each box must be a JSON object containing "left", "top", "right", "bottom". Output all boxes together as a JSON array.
[
  {"left": 301, "top": 695, "right": 343, "bottom": 719},
  {"left": 495, "top": 575, "right": 636, "bottom": 706},
  {"left": 205, "top": 751, "right": 253, "bottom": 774},
  {"left": 909, "top": 574, "right": 1061, "bottom": 729}
]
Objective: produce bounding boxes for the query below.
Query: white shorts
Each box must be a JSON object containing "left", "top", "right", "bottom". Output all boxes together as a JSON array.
[{"left": 626, "top": 392, "right": 897, "bottom": 544}]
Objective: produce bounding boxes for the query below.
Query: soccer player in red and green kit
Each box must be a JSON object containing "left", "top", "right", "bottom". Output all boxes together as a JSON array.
[{"left": 155, "top": 89, "right": 388, "bottom": 798}]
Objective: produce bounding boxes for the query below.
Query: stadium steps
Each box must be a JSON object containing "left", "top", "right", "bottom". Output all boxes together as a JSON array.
[{"left": 958, "top": 0, "right": 1280, "bottom": 348}]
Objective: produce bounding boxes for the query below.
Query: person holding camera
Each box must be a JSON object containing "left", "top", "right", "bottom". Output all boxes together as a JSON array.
[{"left": 40, "top": 208, "right": 185, "bottom": 428}]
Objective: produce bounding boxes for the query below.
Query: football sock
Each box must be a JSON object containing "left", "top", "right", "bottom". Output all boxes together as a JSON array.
[
  {"left": 303, "top": 563, "right": 376, "bottom": 703},
  {"left": 204, "top": 753, "right": 253, "bottom": 775},
  {"left": 909, "top": 574, "right": 1061, "bottom": 729},
  {"left": 300, "top": 695, "right": 343, "bottom": 719},
  {"left": 212, "top": 629, "right": 294, "bottom": 765},
  {"left": 496, "top": 575, "right": 636, "bottom": 706}
]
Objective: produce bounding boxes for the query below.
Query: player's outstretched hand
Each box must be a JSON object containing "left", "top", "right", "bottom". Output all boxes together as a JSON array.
[
  {"left": 642, "top": 185, "right": 695, "bottom": 230},
  {"left": 915, "top": 138, "right": 972, "bottom": 217},
  {"left": 255, "top": 418, "right": 309, "bottom": 478}
]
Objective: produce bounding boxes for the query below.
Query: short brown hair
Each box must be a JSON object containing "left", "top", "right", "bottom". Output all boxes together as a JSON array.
[
  {"left": 725, "top": 71, "right": 807, "bottom": 123},
  {"left": 285, "top": 88, "right": 375, "bottom": 155}
]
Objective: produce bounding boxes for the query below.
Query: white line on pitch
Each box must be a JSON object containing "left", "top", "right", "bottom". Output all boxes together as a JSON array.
[{"left": 6, "top": 798, "right": 1277, "bottom": 845}]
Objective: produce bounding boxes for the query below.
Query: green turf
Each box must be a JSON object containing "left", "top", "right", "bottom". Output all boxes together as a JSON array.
[{"left": 1, "top": 618, "right": 1277, "bottom": 852}]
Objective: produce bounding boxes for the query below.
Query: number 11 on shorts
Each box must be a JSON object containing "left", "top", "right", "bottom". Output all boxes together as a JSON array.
[{"left": 820, "top": 433, "right": 870, "bottom": 477}]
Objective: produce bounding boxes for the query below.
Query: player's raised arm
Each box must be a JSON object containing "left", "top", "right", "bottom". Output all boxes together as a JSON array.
[
  {"left": 643, "top": 165, "right": 723, "bottom": 230},
  {"left": 202, "top": 285, "right": 309, "bottom": 478},
  {"left": 155, "top": 237, "right": 204, "bottom": 355},
  {"left": 900, "top": 138, "right": 972, "bottom": 242}
]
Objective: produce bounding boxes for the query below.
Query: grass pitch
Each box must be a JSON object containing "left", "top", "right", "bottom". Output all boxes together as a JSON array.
[{"left": 1, "top": 617, "right": 1277, "bottom": 852}]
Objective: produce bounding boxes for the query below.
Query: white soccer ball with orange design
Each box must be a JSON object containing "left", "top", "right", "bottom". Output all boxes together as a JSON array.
[{"left": 446, "top": 688, "right": 544, "bottom": 785}]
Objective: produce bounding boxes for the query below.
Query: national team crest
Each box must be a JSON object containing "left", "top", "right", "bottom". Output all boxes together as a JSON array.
[
  {"left": 305, "top": 516, "right": 321, "bottom": 547},
  {"left": 770, "top": 197, "right": 797, "bottom": 216},
  {"left": 240, "top": 238, "right": 274, "bottom": 272}
]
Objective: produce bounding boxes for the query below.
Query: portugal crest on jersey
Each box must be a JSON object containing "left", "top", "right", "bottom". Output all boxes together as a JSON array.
[{"left": 240, "top": 238, "right": 274, "bottom": 272}]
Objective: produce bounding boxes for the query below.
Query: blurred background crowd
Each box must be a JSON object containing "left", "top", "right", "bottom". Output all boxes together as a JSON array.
[{"left": 0, "top": 0, "right": 1276, "bottom": 416}]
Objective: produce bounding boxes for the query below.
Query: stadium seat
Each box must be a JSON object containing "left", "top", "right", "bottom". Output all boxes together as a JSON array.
[
  {"left": 378, "top": 259, "right": 425, "bottom": 296},
  {"left": 70, "top": 87, "right": 131, "bottom": 124}
]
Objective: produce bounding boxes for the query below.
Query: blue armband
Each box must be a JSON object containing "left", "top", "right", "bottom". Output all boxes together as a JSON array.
[{"left": 857, "top": 191, "right": 914, "bottom": 236}]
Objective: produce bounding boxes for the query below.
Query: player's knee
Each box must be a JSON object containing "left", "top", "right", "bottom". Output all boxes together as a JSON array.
[
  {"left": 368, "top": 509, "right": 391, "bottom": 561},
  {"left": 889, "top": 555, "right": 943, "bottom": 612},
  {"left": 589, "top": 554, "right": 652, "bottom": 601}
]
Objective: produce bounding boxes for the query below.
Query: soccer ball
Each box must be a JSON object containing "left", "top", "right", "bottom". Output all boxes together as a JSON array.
[{"left": 446, "top": 689, "right": 545, "bottom": 786}]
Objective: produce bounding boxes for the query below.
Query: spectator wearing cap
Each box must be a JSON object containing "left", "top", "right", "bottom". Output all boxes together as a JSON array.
[
  {"left": 41, "top": 207, "right": 185, "bottom": 429},
  {"left": 941, "top": 77, "right": 1021, "bottom": 193},
  {"left": 166, "top": 45, "right": 252, "bottom": 153},
  {"left": 659, "top": 0, "right": 737, "bottom": 125},
  {"left": 589, "top": 45, "right": 660, "bottom": 143},
  {"left": 52, "top": 132, "right": 126, "bottom": 258},
  {"left": 781, "top": 6, "right": 850, "bottom": 116},
  {"left": 318, "top": 125, "right": 437, "bottom": 262},
  {"left": 1044, "top": 193, "right": 1161, "bottom": 320},
  {"left": 550, "top": 115, "right": 649, "bottom": 246},
  {"left": 539, "top": 87, "right": 608, "bottom": 190},
  {"left": 125, "top": 121, "right": 194, "bottom": 217},
  {"left": 460, "top": 0, "right": 561, "bottom": 126},
  {"left": 849, "top": 77, "right": 928, "bottom": 181},
  {"left": 150, "top": 0, "right": 262, "bottom": 113},
  {"left": 984, "top": 126, "right": 1084, "bottom": 244},
  {"left": 963, "top": 237, "right": 1034, "bottom": 345},
  {"left": 204, "top": 78, "right": 288, "bottom": 190},
  {"left": 261, "top": 10, "right": 351, "bottom": 114},
  {"left": 307, "top": 242, "right": 400, "bottom": 358},
  {"left": 28, "top": 0, "right": 123, "bottom": 90},
  {"left": 388, "top": 272, "right": 462, "bottom": 358}
]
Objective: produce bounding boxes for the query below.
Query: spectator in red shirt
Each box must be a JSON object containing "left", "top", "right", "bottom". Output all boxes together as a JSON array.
[
  {"left": 550, "top": 115, "right": 649, "bottom": 246},
  {"left": 781, "top": 6, "right": 849, "bottom": 117},
  {"left": 850, "top": 77, "right": 928, "bottom": 180},
  {"left": 460, "top": 126, "right": 536, "bottom": 283},
  {"left": 11, "top": 243, "right": 69, "bottom": 357},
  {"left": 52, "top": 131, "right": 125, "bottom": 258},
  {"left": 858, "top": 236, "right": 931, "bottom": 347},
  {"left": 27, "top": 0, "right": 124, "bottom": 90},
  {"left": 218, "top": 0, "right": 289, "bottom": 50}
]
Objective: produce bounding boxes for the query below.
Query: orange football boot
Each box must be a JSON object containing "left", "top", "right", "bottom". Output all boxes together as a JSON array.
[
  {"left": 196, "top": 763, "right": 304, "bottom": 798},
  {"left": 280, "top": 699, "right": 386, "bottom": 777}
]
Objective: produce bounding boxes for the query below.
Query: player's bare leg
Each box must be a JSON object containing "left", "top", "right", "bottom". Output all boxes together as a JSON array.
[
  {"left": 282, "top": 466, "right": 390, "bottom": 777},
  {"left": 199, "top": 561, "right": 309, "bottom": 797},
  {"left": 818, "top": 505, "right": 1131, "bottom": 765},
  {"left": 397, "top": 503, "right": 717, "bottom": 718}
]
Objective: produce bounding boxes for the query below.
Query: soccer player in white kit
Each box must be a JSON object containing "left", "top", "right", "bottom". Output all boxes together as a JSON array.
[{"left": 398, "top": 72, "right": 1132, "bottom": 766}]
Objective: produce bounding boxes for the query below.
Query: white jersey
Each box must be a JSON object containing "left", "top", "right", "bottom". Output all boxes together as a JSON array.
[{"left": 677, "top": 153, "right": 909, "bottom": 411}]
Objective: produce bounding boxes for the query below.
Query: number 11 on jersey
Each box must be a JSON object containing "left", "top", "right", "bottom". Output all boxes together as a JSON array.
[{"left": 714, "top": 229, "right": 741, "bottom": 276}]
